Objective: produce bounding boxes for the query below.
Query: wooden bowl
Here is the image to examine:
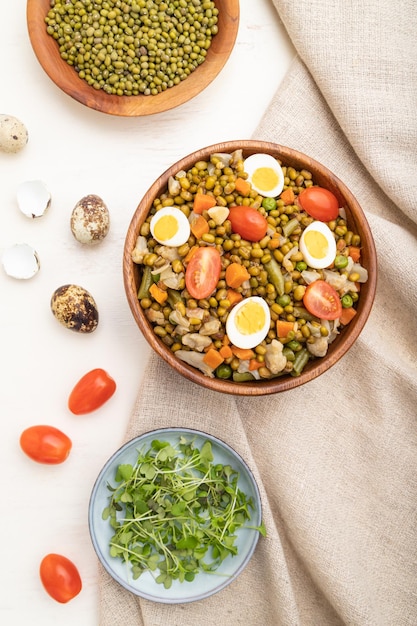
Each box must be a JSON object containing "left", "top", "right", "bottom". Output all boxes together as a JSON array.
[
  {"left": 26, "top": 0, "right": 239, "bottom": 116},
  {"left": 123, "top": 140, "right": 377, "bottom": 396}
]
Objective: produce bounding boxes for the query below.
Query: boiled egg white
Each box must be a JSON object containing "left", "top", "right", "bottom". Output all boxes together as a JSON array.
[
  {"left": 226, "top": 296, "right": 271, "bottom": 350},
  {"left": 244, "top": 153, "right": 284, "bottom": 198},
  {"left": 150, "top": 206, "right": 191, "bottom": 247},
  {"left": 299, "top": 221, "right": 337, "bottom": 269}
]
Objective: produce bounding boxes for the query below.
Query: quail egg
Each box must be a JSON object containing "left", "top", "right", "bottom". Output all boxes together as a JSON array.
[
  {"left": 226, "top": 296, "right": 271, "bottom": 350},
  {"left": 299, "top": 221, "right": 337, "bottom": 269},
  {"left": 0, "top": 114, "right": 28, "bottom": 153},
  {"left": 2, "top": 243, "right": 40, "bottom": 279},
  {"left": 70, "top": 194, "right": 110, "bottom": 245},
  {"left": 17, "top": 180, "right": 51, "bottom": 219},
  {"left": 51, "top": 284, "right": 99, "bottom": 333},
  {"left": 150, "top": 206, "right": 191, "bottom": 247},
  {"left": 243, "top": 153, "right": 284, "bottom": 198}
]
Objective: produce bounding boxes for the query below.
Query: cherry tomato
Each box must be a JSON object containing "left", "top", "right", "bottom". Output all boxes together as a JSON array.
[
  {"left": 228, "top": 205, "right": 268, "bottom": 242},
  {"left": 303, "top": 280, "right": 342, "bottom": 320},
  {"left": 40, "top": 553, "right": 82, "bottom": 604},
  {"left": 297, "top": 187, "right": 339, "bottom": 221},
  {"left": 68, "top": 368, "right": 116, "bottom": 415},
  {"left": 20, "top": 425, "right": 72, "bottom": 464},
  {"left": 185, "top": 247, "right": 221, "bottom": 299}
]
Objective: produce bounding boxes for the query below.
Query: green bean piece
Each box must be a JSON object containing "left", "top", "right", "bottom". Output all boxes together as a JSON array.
[
  {"left": 137, "top": 266, "right": 152, "bottom": 300},
  {"left": 167, "top": 288, "right": 184, "bottom": 309},
  {"left": 282, "top": 218, "right": 300, "bottom": 238},
  {"left": 291, "top": 348, "right": 310, "bottom": 376},
  {"left": 232, "top": 372, "right": 256, "bottom": 382},
  {"left": 264, "top": 257, "right": 285, "bottom": 296}
]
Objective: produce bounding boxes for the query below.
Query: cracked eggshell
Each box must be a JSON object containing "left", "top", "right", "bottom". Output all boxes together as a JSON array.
[
  {"left": 17, "top": 180, "right": 51, "bottom": 218},
  {"left": 51, "top": 284, "right": 99, "bottom": 333},
  {"left": 70, "top": 194, "right": 110, "bottom": 245},
  {"left": 0, "top": 114, "right": 28, "bottom": 153},
  {"left": 2, "top": 243, "right": 40, "bottom": 279}
]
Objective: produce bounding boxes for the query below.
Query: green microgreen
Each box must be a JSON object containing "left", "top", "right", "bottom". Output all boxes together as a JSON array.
[{"left": 102, "top": 436, "right": 265, "bottom": 588}]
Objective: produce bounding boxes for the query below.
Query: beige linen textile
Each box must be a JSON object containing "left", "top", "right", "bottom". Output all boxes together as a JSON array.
[{"left": 99, "top": 1, "right": 417, "bottom": 624}]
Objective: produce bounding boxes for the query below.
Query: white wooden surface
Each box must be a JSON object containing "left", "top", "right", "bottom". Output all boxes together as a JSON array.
[{"left": 0, "top": 1, "right": 294, "bottom": 623}]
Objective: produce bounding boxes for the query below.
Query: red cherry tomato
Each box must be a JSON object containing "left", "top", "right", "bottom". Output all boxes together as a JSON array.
[
  {"left": 297, "top": 187, "right": 339, "bottom": 221},
  {"left": 68, "top": 368, "right": 116, "bottom": 415},
  {"left": 228, "top": 205, "right": 268, "bottom": 242},
  {"left": 40, "top": 553, "right": 82, "bottom": 604},
  {"left": 303, "top": 280, "right": 342, "bottom": 320},
  {"left": 185, "top": 246, "right": 221, "bottom": 299},
  {"left": 20, "top": 425, "right": 72, "bottom": 464}
]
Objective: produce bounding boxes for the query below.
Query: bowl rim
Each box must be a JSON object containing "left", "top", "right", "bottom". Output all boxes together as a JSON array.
[
  {"left": 88, "top": 426, "right": 262, "bottom": 603},
  {"left": 26, "top": 0, "right": 240, "bottom": 117},
  {"left": 123, "top": 140, "right": 377, "bottom": 395}
]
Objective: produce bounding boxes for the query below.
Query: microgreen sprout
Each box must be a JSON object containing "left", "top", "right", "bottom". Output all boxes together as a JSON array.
[{"left": 102, "top": 436, "right": 266, "bottom": 588}]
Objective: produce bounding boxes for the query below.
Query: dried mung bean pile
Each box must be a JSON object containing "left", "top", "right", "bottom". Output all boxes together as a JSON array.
[{"left": 45, "top": 0, "right": 218, "bottom": 96}]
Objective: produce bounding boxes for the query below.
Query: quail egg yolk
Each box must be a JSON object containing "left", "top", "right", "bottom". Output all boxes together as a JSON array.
[
  {"left": 235, "top": 300, "right": 266, "bottom": 335},
  {"left": 303, "top": 230, "right": 329, "bottom": 259},
  {"left": 154, "top": 214, "right": 177, "bottom": 242},
  {"left": 251, "top": 167, "right": 280, "bottom": 194}
]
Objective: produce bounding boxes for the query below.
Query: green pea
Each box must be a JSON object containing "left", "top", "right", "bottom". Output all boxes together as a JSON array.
[
  {"left": 295, "top": 261, "right": 307, "bottom": 272},
  {"left": 215, "top": 364, "right": 232, "bottom": 379},
  {"left": 277, "top": 294, "right": 291, "bottom": 307},
  {"left": 341, "top": 293, "right": 354, "bottom": 308},
  {"left": 262, "top": 197, "right": 277, "bottom": 212},
  {"left": 334, "top": 254, "right": 349, "bottom": 269}
]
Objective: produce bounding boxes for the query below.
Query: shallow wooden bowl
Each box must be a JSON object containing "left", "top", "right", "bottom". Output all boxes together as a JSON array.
[
  {"left": 27, "top": 0, "right": 239, "bottom": 116},
  {"left": 123, "top": 140, "right": 377, "bottom": 396}
]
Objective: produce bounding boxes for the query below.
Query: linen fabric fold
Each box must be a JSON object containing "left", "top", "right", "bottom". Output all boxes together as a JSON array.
[{"left": 99, "top": 1, "right": 417, "bottom": 624}]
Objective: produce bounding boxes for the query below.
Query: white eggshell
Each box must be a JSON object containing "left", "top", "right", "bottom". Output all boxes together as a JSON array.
[
  {"left": 17, "top": 180, "right": 51, "bottom": 218},
  {"left": 2, "top": 243, "right": 40, "bottom": 279}
]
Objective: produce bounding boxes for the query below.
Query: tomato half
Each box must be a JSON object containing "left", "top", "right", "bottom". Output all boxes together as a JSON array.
[
  {"left": 68, "top": 368, "right": 116, "bottom": 415},
  {"left": 20, "top": 425, "right": 72, "bottom": 464},
  {"left": 303, "top": 280, "right": 342, "bottom": 320},
  {"left": 228, "top": 205, "right": 268, "bottom": 242},
  {"left": 40, "top": 553, "right": 82, "bottom": 603},
  {"left": 185, "top": 246, "right": 221, "bottom": 299},
  {"left": 297, "top": 187, "right": 339, "bottom": 221}
]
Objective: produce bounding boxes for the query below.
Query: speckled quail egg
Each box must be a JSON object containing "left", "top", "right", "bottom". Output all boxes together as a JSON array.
[
  {"left": 51, "top": 284, "right": 99, "bottom": 333},
  {"left": 150, "top": 206, "right": 191, "bottom": 247},
  {"left": 226, "top": 296, "right": 271, "bottom": 350},
  {"left": 0, "top": 114, "right": 28, "bottom": 153},
  {"left": 17, "top": 180, "right": 51, "bottom": 219},
  {"left": 70, "top": 195, "right": 110, "bottom": 245},
  {"left": 2, "top": 243, "right": 40, "bottom": 279},
  {"left": 299, "top": 221, "right": 337, "bottom": 269},
  {"left": 244, "top": 153, "right": 284, "bottom": 198}
]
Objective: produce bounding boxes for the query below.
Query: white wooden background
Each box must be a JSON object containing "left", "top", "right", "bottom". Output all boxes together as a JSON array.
[{"left": 0, "top": 1, "right": 294, "bottom": 623}]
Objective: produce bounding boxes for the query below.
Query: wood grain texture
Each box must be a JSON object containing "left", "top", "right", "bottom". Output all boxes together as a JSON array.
[
  {"left": 26, "top": 0, "right": 239, "bottom": 116},
  {"left": 123, "top": 140, "right": 377, "bottom": 396}
]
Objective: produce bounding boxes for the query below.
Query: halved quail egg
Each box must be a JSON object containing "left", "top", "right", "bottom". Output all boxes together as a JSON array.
[
  {"left": 226, "top": 296, "right": 271, "bottom": 349},
  {"left": 244, "top": 153, "right": 285, "bottom": 198},
  {"left": 150, "top": 206, "right": 191, "bottom": 247},
  {"left": 299, "top": 221, "right": 337, "bottom": 269}
]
